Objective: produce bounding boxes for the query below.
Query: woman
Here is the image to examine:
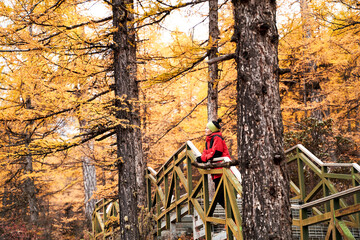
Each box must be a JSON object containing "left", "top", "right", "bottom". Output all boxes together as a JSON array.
[{"left": 196, "top": 119, "right": 230, "bottom": 208}]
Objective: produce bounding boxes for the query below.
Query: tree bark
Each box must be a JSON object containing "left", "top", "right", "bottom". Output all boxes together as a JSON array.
[
  {"left": 80, "top": 119, "right": 97, "bottom": 228},
  {"left": 112, "top": 0, "right": 141, "bottom": 238},
  {"left": 24, "top": 153, "right": 38, "bottom": 224},
  {"left": 24, "top": 97, "right": 39, "bottom": 224},
  {"left": 207, "top": 0, "right": 220, "bottom": 200},
  {"left": 207, "top": 0, "right": 220, "bottom": 121},
  {"left": 232, "top": 0, "right": 292, "bottom": 239}
]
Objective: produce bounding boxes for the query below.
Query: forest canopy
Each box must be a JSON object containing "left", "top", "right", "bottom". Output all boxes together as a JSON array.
[{"left": 0, "top": 0, "right": 358, "bottom": 238}]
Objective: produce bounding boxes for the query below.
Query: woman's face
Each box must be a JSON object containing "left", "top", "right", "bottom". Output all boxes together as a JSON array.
[{"left": 205, "top": 127, "right": 212, "bottom": 136}]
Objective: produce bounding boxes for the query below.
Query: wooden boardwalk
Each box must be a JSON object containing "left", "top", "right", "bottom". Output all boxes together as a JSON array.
[{"left": 92, "top": 142, "right": 360, "bottom": 240}]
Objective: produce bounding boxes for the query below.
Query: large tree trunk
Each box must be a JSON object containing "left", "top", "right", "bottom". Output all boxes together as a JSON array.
[
  {"left": 207, "top": 0, "right": 220, "bottom": 121},
  {"left": 112, "top": 0, "right": 141, "bottom": 238},
  {"left": 207, "top": 0, "right": 220, "bottom": 200},
  {"left": 232, "top": 0, "right": 292, "bottom": 239}
]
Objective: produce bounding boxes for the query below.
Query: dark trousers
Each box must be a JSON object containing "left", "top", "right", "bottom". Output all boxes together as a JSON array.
[{"left": 213, "top": 177, "right": 225, "bottom": 208}]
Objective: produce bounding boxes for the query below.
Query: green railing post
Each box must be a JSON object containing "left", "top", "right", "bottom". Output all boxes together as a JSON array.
[
  {"left": 297, "top": 150, "right": 306, "bottom": 201},
  {"left": 156, "top": 191, "right": 161, "bottom": 236},
  {"left": 297, "top": 149, "right": 309, "bottom": 240},
  {"left": 352, "top": 167, "right": 360, "bottom": 227},
  {"left": 186, "top": 147, "right": 193, "bottom": 215},
  {"left": 165, "top": 172, "right": 170, "bottom": 230},
  {"left": 146, "top": 169, "right": 152, "bottom": 211},
  {"left": 203, "top": 173, "right": 212, "bottom": 240},
  {"left": 299, "top": 207, "right": 309, "bottom": 240},
  {"left": 175, "top": 164, "right": 181, "bottom": 221},
  {"left": 331, "top": 198, "right": 342, "bottom": 240},
  {"left": 103, "top": 199, "right": 106, "bottom": 240},
  {"left": 322, "top": 166, "right": 330, "bottom": 213},
  {"left": 225, "top": 176, "right": 234, "bottom": 240}
]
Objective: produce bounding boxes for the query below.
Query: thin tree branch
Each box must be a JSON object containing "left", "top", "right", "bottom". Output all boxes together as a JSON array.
[
  {"left": 152, "top": 82, "right": 233, "bottom": 145},
  {"left": 206, "top": 53, "right": 236, "bottom": 65}
]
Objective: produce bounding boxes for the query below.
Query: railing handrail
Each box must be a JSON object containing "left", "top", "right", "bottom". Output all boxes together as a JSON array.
[
  {"left": 286, "top": 144, "right": 360, "bottom": 172},
  {"left": 147, "top": 141, "right": 242, "bottom": 183},
  {"left": 291, "top": 185, "right": 360, "bottom": 210}
]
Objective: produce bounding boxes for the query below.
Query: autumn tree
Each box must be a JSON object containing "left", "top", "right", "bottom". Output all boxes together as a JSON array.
[
  {"left": 278, "top": 0, "right": 359, "bottom": 162},
  {"left": 208, "top": 0, "right": 220, "bottom": 121},
  {"left": 232, "top": 0, "right": 292, "bottom": 239},
  {"left": 0, "top": 0, "right": 114, "bottom": 236},
  {"left": 112, "top": 0, "right": 142, "bottom": 238}
]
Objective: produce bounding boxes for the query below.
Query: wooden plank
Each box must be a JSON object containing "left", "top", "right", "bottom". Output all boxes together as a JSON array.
[
  {"left": 299, "top": 203, "right": 360, "bottom": 227},
  {"left": 226, "top": 218, "right": 242, "bottom": 240},
  {"left": 175, "top": 154, "right": 186, "bottom": 166},
  {"left": 207, "top": 177, "right": 224, "bottom": 217},
  {"left": 299, "top": 153, "right": 322, "bottom": 177},
  {"left": 157, "top": 187, "right": 165, "bottom": 208},
  {"left": 324, "top": 221, "right": 333, "bottom": 240},
  {"left": 324, "top": 173, "right": 353, "bottom": 180},
  {"left": 224, "top": 177, "right": 242, "bottom": 227},
  {"left": 292, "top": 219, "right": 300, "bottom": 226},
  {"left": 224, "top": 169, "right": 242, "bottom": 195},
  {"left": 165, "top": 172, "right": 174, "bottom": 208},
  {"left": 174, "top": 166, "right": 188, "bottom": 193},
  {"left": 292, "top": 186, "right": 360, "bottom": 209},
  {"left": 156, "top": 195, "right": 188, "bottom": 221},
  {"left": 304, "top": 180, "right": 323, "bottom": 203},
  {"left": 198, "top": 168, "right": 223, "bottom": 175},
  {"left": 335, "top": 219, "right": 356, "bottom": 240},
  {"left": 190, "top": 179, "right": 203, "bottom": 199},
  {"left": 290, "top": 180, "right": 301, "bottom": 195},
  {"left": 287, "top": 154, "right": 299, "bottom": 163},
  {"left": 191, "top": 198, "right": 206, "bottom": 224},
  {"left": 300, "top": 212, "right": 332, "bottom": 226},
  {"left": 207, "top": 216, "right": 226, "bottom": 225},
  {"left": 334, "top": 203, "right": 360, "bottom": 219}
]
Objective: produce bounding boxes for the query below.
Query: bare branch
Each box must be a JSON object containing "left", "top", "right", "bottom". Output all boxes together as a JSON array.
[
  {"left": 152, "top": 82, "right": 233, "bottom": 145},
  {"left": 206, "top": 53, "right": 236, "bottom": 65}
]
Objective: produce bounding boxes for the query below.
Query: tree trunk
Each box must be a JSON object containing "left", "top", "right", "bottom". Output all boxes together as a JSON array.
[
  {"left": 24, "top": 153, "right": 38, "bottom": 224},
  {"left": 207, "top": 0, "right": 220, "bottom": 122},
  {"left": 112, "top": 0, "right": 141, "bottom": 238},
  {"left": 24, "top": 97, "right": 39, "bottom": 224},
  {"left": 232, "top": 0, "right": 292, "bottom": 239},
  {"left": 207, "top": 0, "right": 220, "bottom": 200},
  {"left": 80, "top": 120, "right": 97, "bottom": 227}
]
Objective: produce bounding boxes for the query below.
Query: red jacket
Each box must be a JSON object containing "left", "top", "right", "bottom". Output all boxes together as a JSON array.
[{"left": 200, "top": 132, "right": 230, "bottom": 179}]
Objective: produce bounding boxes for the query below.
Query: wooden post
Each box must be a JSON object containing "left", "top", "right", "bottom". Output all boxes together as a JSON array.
[
  {"left": 330, "top": 198, "right": 342, "bottom": 240},
  {"left": 175, "top": 164, "right": 181, "bottom": 221},
  {"left": 203, "top": 174, "right": 212, "bottom": 239},
  {"left": 225, "top": 176, "right": 234, "bottom": 240},
  {"left": 186, "top": 147, "right": 193, "bottom": 215},
  {"left": 352, "top": 167, "right": 360, "bottom": 227},
  {"left": 146, "top": 169, "right": 152, "bottom": 211},
  {"left": 322, "top": 166, "right": 330, "bottom": 213},
  {"left": 297, "top": 151, "right": 309, "bottom": 239},
  {"left": 165, "top": 172, "right": 170, "bottom": 229},
  {"left": 156, "top": 191, "right": 161, "bottom": 236}
]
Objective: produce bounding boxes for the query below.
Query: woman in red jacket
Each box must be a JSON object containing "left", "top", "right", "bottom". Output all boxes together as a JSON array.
[{"left": 196, "top": 119, "right": 230, "bottom": 208}]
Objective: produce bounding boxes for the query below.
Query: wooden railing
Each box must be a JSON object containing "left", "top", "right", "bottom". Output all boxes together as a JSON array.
[
  {"left": 146, "top": 141, "right": 243, "bottom": 239},
  {"left": 92, "top": 199, "right": 119, "bottom": 239},
  {"left": 92, "top": 142, "right": 360, "bottom": 240},
  {"left": 287, "top": 144, "right": 360, "bottom": 239}
]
